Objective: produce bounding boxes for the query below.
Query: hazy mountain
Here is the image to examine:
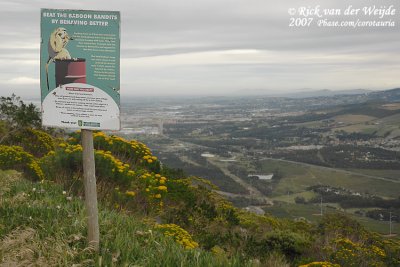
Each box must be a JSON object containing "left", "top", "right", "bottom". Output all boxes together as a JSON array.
[
  {"left": 367, "top": 88, "right": 400, "bottom": 102},
  {"left": 234, "top": 88, "right": 373, "bottom": 98}
]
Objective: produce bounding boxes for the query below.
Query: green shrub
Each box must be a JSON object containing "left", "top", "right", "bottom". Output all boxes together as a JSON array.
[{"left": 245, "top": 230, "right": 311, "bottom": 259}]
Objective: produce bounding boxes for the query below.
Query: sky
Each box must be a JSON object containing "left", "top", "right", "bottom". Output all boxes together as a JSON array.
[{"left": 0, "top": 0, "right": 399, "bottom": 98}]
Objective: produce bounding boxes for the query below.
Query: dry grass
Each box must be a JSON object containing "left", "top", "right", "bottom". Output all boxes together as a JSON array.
[
  {"left": 0, "top": 227, "right": 45, "bottom": 266},
  {"left": 0, "top": 170, "right": 21, "bottom": 195},
  {"left": 0, "top": 227, "right": 94, "bottom": 267},
  {"left": 262, "top": 252, "right": 290, "bottom": 267},
  {"left": 0, "top": 171, "right": 22, "bottom": 212}
]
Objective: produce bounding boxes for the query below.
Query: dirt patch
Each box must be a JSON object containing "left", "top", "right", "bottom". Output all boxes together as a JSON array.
[{"left": 381, "top": 103, "right": 400, "bottom": 110}]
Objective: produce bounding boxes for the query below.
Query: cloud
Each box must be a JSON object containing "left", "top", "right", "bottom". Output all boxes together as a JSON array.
[
  {"left": 0, "top": 0, "right": 399, "bottom": 97},
  {"left": 5, "top": 76, "right": 40, "bottom": 85}
]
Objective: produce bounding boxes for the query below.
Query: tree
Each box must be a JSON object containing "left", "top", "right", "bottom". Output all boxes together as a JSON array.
[
  {"left": 0, "top": 94, "right": 41, "bottom": 143},
  {"left": 295, "top": 196, "right": 306, "bottom": 204}
]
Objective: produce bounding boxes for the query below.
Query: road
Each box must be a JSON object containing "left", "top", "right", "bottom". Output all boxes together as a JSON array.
[{"left": 207, "top": 158, "right": 273, "bottom": 205}]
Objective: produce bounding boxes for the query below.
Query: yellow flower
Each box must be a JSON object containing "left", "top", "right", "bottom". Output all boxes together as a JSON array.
[
  {"left": 158, "top": 185, "right": 167, "bottom": 191},
  {"left": 147, "top": 159, "right": 153, "bottom": 163},
  {"left": 155, "top": 194, "right": 162, "bottom": 199},
  {"left": 125, "top": 191, "right": 136, "bottom": 197},
  {"left": 156, "top": 224, "right": 198, "bottom": 249}
]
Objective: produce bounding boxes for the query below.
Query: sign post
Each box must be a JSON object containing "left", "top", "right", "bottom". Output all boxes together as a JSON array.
[
  {"left": 82, "top": 129, "right": 99, "bottom": 250},
  {"left": 40, "top": 8, "right": 121, "bottom": 251}
]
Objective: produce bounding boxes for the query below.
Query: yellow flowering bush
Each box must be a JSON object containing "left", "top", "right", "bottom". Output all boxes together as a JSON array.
[
  {"left": 5, "top": 128, "right": 54, "bottom": 157},
  {"left": 327, "top": 237, "right": 386, "bottom": 267},
  {"left": 45, "top": 139, "right": 168, "bottom": 212},
  {"left": 53, "top": 142, "right": 83, "bottom": 172},
  {"left": 0, "top": 145, "right": 44, "bottom": 180},
  {"left": 139, "top": 172, "right": 168, "bottom": 200},
  {"left": 94, "top": 151, "right": 167, "bottom": 210},
  {"left": 95, "top": 149, "right": 136, "bottom": 185},
  {"left": 156, "top": 224, "right": 199, "bottom": 249},
  {"left": 68, "top": 131, "right": 160, "bottom": 172},
  {"left": 379, "top": 239, "right": 400, "bottom": 266},
  {"left": 315, "top": 214, "right": 399, "bottom": 267}
]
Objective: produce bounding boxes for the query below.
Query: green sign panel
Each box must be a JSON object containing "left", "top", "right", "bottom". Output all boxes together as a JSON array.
[{"left": 40, "top": 9, "right": 121, "bottom": 130}]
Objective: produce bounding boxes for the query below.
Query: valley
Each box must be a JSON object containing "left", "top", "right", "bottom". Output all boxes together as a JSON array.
[{"left": 120, "top": 88, "right": 400, "bottom": 234}]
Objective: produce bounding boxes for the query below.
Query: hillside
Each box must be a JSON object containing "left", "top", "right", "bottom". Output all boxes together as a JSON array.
[
  {"left": 2, "top": 95, "right": 400, "bottom": 266},
  {"left": 0, "top": 170, "right": 246, "bottom": 266}
]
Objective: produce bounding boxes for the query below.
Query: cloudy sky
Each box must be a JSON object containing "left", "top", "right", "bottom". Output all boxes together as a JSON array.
[{"left": 0, "top": 0, "right": 399, "bottom": 98}]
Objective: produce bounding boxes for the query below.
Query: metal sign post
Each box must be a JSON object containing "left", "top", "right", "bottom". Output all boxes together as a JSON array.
[{"left": 82, "top": 129, "right": 99, "bottom": 250}]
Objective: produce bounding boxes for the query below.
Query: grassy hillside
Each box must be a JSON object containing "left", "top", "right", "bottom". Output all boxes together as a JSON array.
[
  {"left": 2, "top": 132, "right": 400, "bottom": 266},
  {"left": 0, "top": 170, "right": 248, "bottom": 266}
]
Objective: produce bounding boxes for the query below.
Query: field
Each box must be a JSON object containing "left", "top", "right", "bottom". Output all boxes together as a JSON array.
[
  {"left": 293, "top": 110, "right": 399, "bottom": 136},
  {"left": 346, "top": 169, "right": 400, "bottom": 181},
  {"left": 251, "top": 158, "right": 400, "bottom": 234},
  {"left": 264, "top": 202, "right": 393, "bottom": 234},
  {"left": 335, "top": 124, "right": 379, "bottom": 134},
  {"left": 333, "top": 114, "right": 377, "bottom": 123},
  {"left": 258, "top": 159, "right": 400, "bottom": 198}
]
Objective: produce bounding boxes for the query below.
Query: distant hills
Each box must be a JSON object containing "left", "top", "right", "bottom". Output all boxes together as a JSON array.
[
  {"left": 233, "top": 87, "right": 400, "bottom": 101},
  {"left": 367, "top": 88, "right": 400, "bottom": 102},
  {"left": 282, "top": 89, "right": 373, "bottom": 98}
]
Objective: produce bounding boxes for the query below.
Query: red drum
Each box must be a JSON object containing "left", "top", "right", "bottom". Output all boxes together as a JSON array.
[{"left": 55, "top": 58, "right": 86, "bottom": 86}]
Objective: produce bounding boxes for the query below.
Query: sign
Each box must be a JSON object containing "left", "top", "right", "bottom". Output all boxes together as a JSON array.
[{"left": 40, "top": 9, "right": 121, "bottom": 130}]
